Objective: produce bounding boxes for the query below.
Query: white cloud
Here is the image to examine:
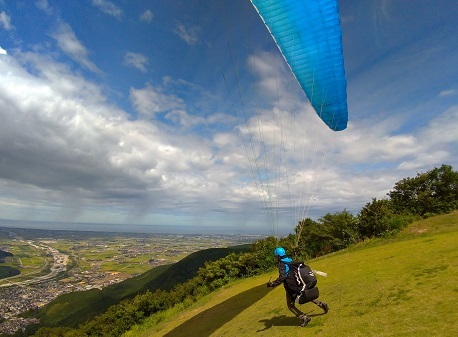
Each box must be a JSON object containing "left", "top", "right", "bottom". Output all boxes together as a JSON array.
[
  {"left": 50, "top": 22, "right": 100, "bottom": 73},
  {"left": 0, "top": 44, "right": 456, "bottom": 232},
  {"left": 247, "top": 52, "right": 305, "bottom": 111},
  {"left": 0, "top": 11, "right": 12, "bottom": 30},
  {"left": 174, "top": 22, "right": 200, "bottom": 45},
  {"left": 140, "top": 9, "right": 153, "bottom": 23},
  {"left": 0, "top": 52, "right": 237, "bottom": 224},
  {"left": 124, "top": 52, "right": 148, "bottom": 73},
  {"left": 130, "top": 83, "right": 185, "bottom": 120},
  {"left": 0, "top": 46, "right": 6, "bottom": 55},
  {"left": 421, "top": 106, "right": 458, "bottom": 145},
  {"left": 0, "top": 53, "right": 129, "bottom": 196},
  {"left": 165, "top": 109, "right": 205, "bottom": 128},
  {"left": 438, "top": 89, "right": 456, "bottom": 97},
  {"left": 224, "top": 49, "right": 458, "bottom": 223},
  {"left": 92, "top": 0, "right": 122, "bottom": 20},
  {"left": 35, "top": 0, "right": 53, "bottom": 15}
]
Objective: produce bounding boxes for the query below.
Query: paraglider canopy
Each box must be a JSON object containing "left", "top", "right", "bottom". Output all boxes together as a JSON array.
[{"left": 250, "top": 0, "right": 348, "bottom": 131}]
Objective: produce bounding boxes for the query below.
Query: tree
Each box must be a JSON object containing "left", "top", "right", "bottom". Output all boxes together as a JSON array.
[
  {"left": 294, "top": 217, "right": 335, "bottom": 258},
  {"left": 318, "top": 210, "right": 359, "bottom": 250},
  {"left": 250, "top": 236, "right": 278, "bottom": 271},
  {"left": 388, "top": 164, "right": 458, "bottom": 216},
  {"left": 357, "top": 198, "right": 402, "bottom": 237}
]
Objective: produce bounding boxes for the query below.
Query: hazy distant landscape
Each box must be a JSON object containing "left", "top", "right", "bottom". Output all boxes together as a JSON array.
[
  {"left": 0, "top": 226, "right": 256, "bottom": 335},
  {"left": 0, "top": 219, "right": 269, "bottom": 235}
]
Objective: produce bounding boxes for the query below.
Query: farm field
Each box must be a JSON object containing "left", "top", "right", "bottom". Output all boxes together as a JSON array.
[{"left": 0, "top": 227, "right": 256, "bottom": 287}]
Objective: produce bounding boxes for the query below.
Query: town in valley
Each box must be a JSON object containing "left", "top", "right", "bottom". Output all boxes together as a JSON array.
[{"left": 0, "top": 226, "right": 258, "bottom": 335}]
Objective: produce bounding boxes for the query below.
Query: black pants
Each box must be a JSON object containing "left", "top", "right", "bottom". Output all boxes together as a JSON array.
[
  {"left": 286, "top": 291, "right": 304, "bottom": 317},
  {"left": 285, "top": 290, "right": 324, "bottom": 317}
]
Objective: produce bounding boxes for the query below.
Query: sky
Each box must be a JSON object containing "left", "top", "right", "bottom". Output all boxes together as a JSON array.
[{"left": 0, "top": 0, "right": 457, "bottom": 236}]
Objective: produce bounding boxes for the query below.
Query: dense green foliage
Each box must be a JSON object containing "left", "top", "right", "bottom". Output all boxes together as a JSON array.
[
  {"left": 388, "top": 164, "right": 458, "bottom": 216},
  {"left": 0, "top": 249, "right": 19, "bottom": 279},
  {"left": 0, "top": 266, "right": 20, "bottom": 279},
  {"left": 25, "top": 164, "right": 458, "bottom": 337},
  {"left": 0, "top": 250, "right": 13, "bottom": 260}
]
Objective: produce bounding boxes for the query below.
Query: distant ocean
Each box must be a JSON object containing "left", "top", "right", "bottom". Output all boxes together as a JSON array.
[{"left": 0, "top": 218, "right": 267, "bottom": 236}]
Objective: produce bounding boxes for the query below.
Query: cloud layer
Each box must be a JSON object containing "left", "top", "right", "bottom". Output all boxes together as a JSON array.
[
  {"left": 1, "top": 45, "right": 456, "bottom": 234},
  {"left": 0, "top": 1, "right": 457, "bottom": 235}
]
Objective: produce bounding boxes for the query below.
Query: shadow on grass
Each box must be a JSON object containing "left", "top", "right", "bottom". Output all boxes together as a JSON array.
[
  {"left": 257, "top": 309, "right": 327, "bottom": 331},
  {"left": 257, "top": 315, "right": 299, "bottom": 331},
  {"left": 163, "top": 284, "right": 270, "bottom": 337}
]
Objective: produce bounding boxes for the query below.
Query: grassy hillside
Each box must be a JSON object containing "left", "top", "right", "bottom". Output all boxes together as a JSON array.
[
  {"left": 29, "top": 245, "right": 249, "bottom": 330},
  {"left": 125, "top": 213, "right": 458, "bottom": 337}
]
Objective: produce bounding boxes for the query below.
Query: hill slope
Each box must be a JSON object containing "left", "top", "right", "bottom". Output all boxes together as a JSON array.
[
  {"left": 125, "top": 213, "right": 458, "bottom": 337},
  {"left": 30, "top": 245, "right": 249, "bottom": 329}
]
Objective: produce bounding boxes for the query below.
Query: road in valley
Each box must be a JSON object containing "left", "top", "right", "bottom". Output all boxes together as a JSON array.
[{"left": 0, "top": 234, "right": 69, "bottom": 288}]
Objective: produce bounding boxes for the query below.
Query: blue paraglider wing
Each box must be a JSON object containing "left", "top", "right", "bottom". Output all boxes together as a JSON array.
[{"left": 250, "top": 0, "right": 348, "bottom": 131}]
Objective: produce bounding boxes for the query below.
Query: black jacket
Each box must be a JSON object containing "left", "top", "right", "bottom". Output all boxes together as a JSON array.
[
  {"left": 271, "top": 258, "right": 318, "bottom": 295},
  {"left": 271, "top": 257, "right": 303, "bottom": 295}
]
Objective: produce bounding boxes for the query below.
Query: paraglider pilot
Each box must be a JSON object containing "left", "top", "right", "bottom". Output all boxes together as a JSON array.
[{"left": 267, "top": 247, "right": 329, "bottom": 327}]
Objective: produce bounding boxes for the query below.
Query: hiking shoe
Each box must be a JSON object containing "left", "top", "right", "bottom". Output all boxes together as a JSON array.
[
  {"left": 299, "top": 314, "right": 311, "bottom": 327},
  {"left": 319, "top": 302, "right": 329, "bottom": 314}
]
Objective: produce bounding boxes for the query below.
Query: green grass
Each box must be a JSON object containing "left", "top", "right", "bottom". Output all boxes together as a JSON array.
[{"left": 126, "top": 213, "right": 458, "bottom": 337}]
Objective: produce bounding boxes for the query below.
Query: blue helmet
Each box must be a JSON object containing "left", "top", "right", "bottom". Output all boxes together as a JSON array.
[{"left": 273, "top": 247, "right": 286, "bottom": 257}]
